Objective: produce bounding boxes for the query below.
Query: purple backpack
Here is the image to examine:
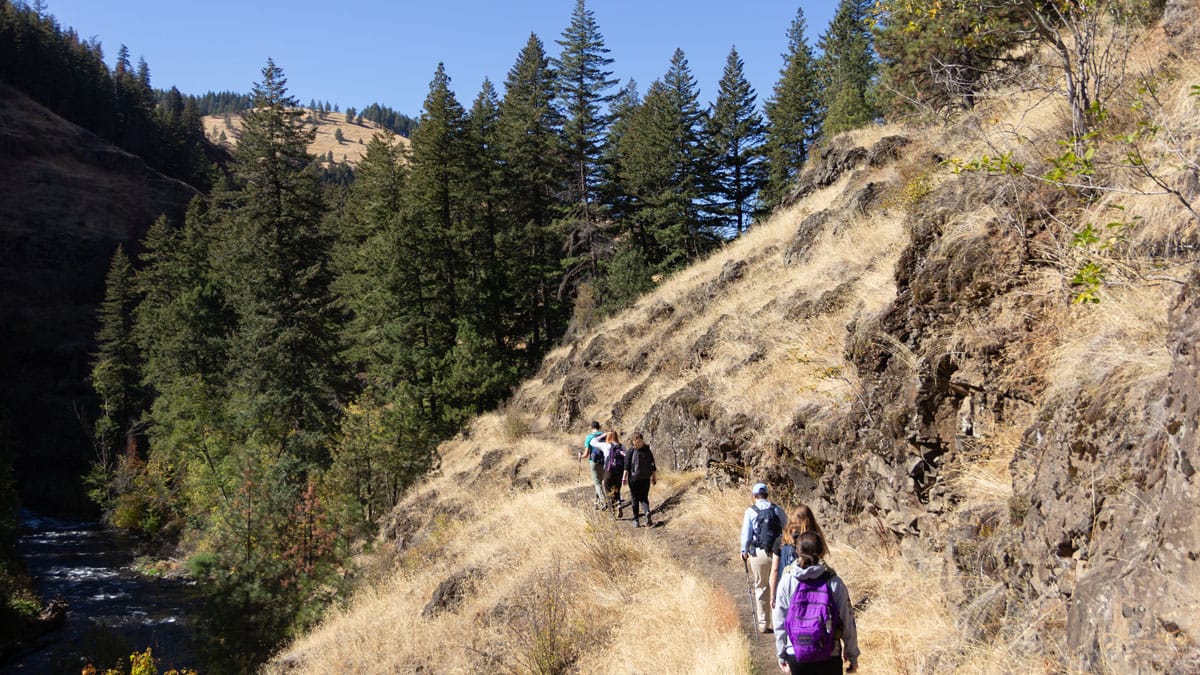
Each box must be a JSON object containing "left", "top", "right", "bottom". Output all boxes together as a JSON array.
[
  {"left": 603, "top": 443, "right": 625, "bottom": 479},
  {"left": 783, "top": 572, "right": 838, "bottom": 663}
]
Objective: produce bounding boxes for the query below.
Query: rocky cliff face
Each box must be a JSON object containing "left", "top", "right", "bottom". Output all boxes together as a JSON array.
[
  {"left": 513, "top": 109, "right": 1198, "bottom": 667},
  {"left": 0, "top": 82, "right": 197, "bottom": 511}
]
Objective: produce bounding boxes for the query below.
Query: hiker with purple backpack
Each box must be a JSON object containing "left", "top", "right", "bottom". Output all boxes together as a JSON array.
[
  {"left": 772, "top": 531, "right": 860, "bottom": 674},
  {"left": 589, "top": 431, "right": 626, "bottom": 517}
]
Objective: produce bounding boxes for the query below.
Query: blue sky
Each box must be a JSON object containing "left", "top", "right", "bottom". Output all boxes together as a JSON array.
[{"left": 42, "top": 1, "right": 835, "bottom": 117}]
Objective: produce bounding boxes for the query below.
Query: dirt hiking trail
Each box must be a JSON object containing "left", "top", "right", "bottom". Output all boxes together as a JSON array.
[{"left": 560, "top": 479, "right": 781, "bottom": 675}]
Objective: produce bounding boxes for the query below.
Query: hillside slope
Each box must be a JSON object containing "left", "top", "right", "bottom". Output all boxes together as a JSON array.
[
  {"left": 272, "top": 18, "right": 1199, "bottom": 675},
  {"left": 0, "top": 81, "right": 199, "bottom": 511},
  {"left": 202, "top": 109, "right": 407, "bottom": 166}
]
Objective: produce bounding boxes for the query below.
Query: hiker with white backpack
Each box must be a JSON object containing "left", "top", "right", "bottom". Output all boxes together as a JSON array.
[
  {"left": 772, "top": 531, "right": 860, "bottom": 674},
  {"left": 740, "top": 483, "right": 788, "bottom": 633}
]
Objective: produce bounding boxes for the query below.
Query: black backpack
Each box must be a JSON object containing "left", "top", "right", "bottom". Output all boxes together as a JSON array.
[
  {"left": 749, "top": 504, "right": 781, "bottom": 554},
  {"left": 628, "top": 445, "right": 655, "bottom": 481}
]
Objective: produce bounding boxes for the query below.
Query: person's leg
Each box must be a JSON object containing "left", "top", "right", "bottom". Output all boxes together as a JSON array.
[
  {"left": 749, "top": 548, "right": 773, "bottom": 631},
  {"left": 629, "top": 479, "right": 650, "bottom": 526},
  {"left": 590, "top": 463, "right": 606, "bottom": 507},
  {"left": 604, "top": 479, "right": 621, "bottom": 516}
]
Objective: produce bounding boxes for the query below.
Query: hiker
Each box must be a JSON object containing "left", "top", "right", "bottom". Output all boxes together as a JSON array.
[
  {"left": 624, "top": 432, "right": 657, "bottom": 528},
  {"left": 577, "top": 421, "right": 607, "bottom": 509},
  {"left": 740, "top": 483, "right": 788, "bottom": 633},
  {"left": 772, "top": 531, "right": 859, "bottom": 674},
  {"left": 589, "top": 431, "right": 626, "bottom": 516},
  {"left": 770, "top": 504, "right": 827, "bottom": 608}
]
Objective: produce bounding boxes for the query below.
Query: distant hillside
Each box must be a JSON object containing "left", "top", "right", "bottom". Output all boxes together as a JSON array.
[
  {"left": 272, "top": 9, "right": 1200, "bottom": 674},
  {"left": 202, "top": 109, "right": 408, "bottom": 166},
  {"left": 0, "top": 81, "right": 198, "bottom": 512}
]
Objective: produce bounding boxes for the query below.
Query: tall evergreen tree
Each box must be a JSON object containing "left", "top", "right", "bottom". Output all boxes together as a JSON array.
[
  {"left": 656, "top": 48, "right": 709, "bottom": 265},
  {"left": 495, "top": 34, "right": 569, "bottom": 366},
  {"left": 598, "top": 79, "right": 640, "bottom": 225},
  {"left": 817, "top": 0, "right": 878, "bottom": 136},
  {"left": 552, "top": 0, "right": 619, "bottom": 294},
  {"left": 704, "top": 46, "right": 767, "bottom": 236},
  {"left": 91, "top": 245, "right": 144, "bottom": 474},
  {"left": 402, "top": 62, "right": 470, "bottom": 431},
  {"left": 462, "top": 79, "right": 509, "bottom": 355},
  {"left": 331, "top": 132, "right": 408, "bottom": 383},
  {"left": 609, "top": 50, "right": 711, "bottom": 278},
  {"left": 135, "top": 207, "right": 231, "bottom": 392},
  {"left": 763, "top": 7, "right": 823, "bottom": 210},
  {"left": 215, "top": 59, "right": 341, "bottom": 460}
]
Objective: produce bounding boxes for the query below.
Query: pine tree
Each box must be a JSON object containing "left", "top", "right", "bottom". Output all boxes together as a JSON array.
[
  {"left": 495, "top": 34, "right": 568, "bottom": 366},
  {"left": 872, "top": 0, "right": 1030, "bottom": 115},
  {"left": 704, "top": 46, "right": 767, "bottom": 236},
  {"left": 462, "top": 79, "right": 510, "bottom": 356},
  {"left": 817, "top": 0, "right": 878, "bottom": 136},
  {"left": 216, "top": 59, "right": 341, "bottom": 461},
  {"left": 665, "top": 48, "right": 709, "bottom": 257},
  {"left": 599, "top": 79, "right": 640, "bottom": 225},
  {"left": 91, "top": 245, "right": 144, "bottom": 474},
  {"left": 553, "top": 0, "right": 619, "bottom": 295},
  {"left": 402, "top": 62, "right": 470, "bottom": 431},
  {"left": 607, "top": 48, "right": 711, "bottom": 281},
  {"left": 332, "top": 131, "right": 408, "bottom": 384},
  {"left": 763, "top": 7, "right": 823, "bottom": 210}
]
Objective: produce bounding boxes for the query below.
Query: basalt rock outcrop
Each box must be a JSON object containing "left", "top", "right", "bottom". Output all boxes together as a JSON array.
[{"left": 521, "top": 124, "right": 1199, "bottom": 669}]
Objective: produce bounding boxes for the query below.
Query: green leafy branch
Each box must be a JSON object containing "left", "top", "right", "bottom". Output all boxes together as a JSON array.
[{"left": 1067, "top": 205, "right": 1141, "bottom": 304}]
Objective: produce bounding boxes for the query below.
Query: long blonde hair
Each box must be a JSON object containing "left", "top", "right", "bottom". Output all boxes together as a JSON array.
[{"left": 783, "top": 504, "right": 827, "bottom": 558}]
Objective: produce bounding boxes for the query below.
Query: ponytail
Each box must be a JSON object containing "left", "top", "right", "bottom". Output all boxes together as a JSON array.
[{"left": 796, "top": 531, "right": 824, "bottom": 567}]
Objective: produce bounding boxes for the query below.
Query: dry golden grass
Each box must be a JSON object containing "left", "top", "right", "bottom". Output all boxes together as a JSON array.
[
  {"left": 1042, "top": 284, "right": 1172, "bottom": 405},
  {"left": 201, "top": 109, "right": 408, "bottom": 166},
  {"left": 276, "top": 23, "right": 1200, "bottom": 672},
  {"left": 269, "top": 420, "right": 753, "bottom": 674}
]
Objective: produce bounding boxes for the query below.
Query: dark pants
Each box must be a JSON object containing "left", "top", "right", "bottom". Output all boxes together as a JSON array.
[
  {"left": 628, "top": 478, "right": 651, "bottom": 521},
  {"left": 783, "top": 654, "right": 842, "bottom": 675},
  {"left": 603, "top": 475, "right": 622, "bottom": 514}
]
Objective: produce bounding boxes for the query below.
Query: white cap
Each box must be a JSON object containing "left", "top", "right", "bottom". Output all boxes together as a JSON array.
[{"left": 751, "top": 483, "right": 768, "bottom": 496}]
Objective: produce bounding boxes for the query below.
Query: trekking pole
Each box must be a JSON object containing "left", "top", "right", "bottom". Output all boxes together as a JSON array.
[{"left": 743, "top": 556, "right": 757, "bottom": 633}]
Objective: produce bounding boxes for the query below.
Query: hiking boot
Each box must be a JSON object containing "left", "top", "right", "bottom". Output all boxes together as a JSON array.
[{"left": 632, "top": 518, "right": 641, "bottom": 528}]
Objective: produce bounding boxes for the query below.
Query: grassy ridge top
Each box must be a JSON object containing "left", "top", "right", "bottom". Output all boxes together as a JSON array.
[{"left": 201, "top": 109, "right": 408, "bottom": 166}]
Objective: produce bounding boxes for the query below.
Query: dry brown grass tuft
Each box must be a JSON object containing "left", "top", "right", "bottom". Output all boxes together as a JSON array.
[{"left": 1043, "top": 284, "right": 1171, "bottom": 404}]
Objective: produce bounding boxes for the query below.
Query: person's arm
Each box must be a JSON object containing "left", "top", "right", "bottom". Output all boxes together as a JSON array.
[
  {"left": 590, "top": 437, "right": 610, "bottom": 457},
  {"left": 768, "top": 553, "right": 780, "bottom": 608},
  {"left": 833, "top": 576, "right": 860, "bottom": 671},
  {"left": 772, "top": 573, "right": 792, "bottom": 664},
  {"left": 739, "top": 508, "right": 752, "bottom": 560}
]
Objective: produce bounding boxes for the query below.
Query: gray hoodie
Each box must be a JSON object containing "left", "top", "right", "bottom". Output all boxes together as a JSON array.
[{"left": 771, "top": 563, "right": 860, "bottom": 667}]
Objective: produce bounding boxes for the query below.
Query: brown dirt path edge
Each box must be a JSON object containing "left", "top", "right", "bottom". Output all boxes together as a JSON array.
[{"left": 558, "top": 482, "right": 779, "bottom": 675}]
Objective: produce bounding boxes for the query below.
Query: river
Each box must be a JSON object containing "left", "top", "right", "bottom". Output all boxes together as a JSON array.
[{"left": 2, "top": 511, "right": 202, "bottom": 673}]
